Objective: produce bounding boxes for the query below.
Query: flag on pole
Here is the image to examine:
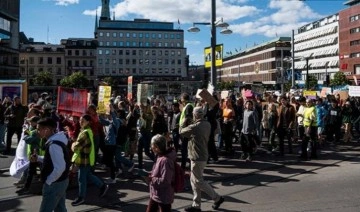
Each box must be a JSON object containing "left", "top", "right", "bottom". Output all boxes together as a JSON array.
[{"left": 177, "top": 19, "right": 181, "bottom": 29}]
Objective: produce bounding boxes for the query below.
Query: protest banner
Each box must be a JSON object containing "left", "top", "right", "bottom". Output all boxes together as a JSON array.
[
  {"left": 199, "top": 89, "right": 218, "bottom": 108},
  {"left": 127, "top": 76, "right": 133, "bottom": 101},
  {"left": 333, "top": 90, "right": 349, "bottom": 101},
  {"left": 57, "top": 86, "right": 88, "bottom": 116},
  {"left": 137, "top": 84, "right": 150, "bottom": 105},
  {"left": 97, "top": 85, "right": 112, "bottom": 114},
  {"left": 303, "top": 90, "right": 317, "bottom": 99},
  {"left": 349, "top": 86, "right": 360, "bottom": 97}
]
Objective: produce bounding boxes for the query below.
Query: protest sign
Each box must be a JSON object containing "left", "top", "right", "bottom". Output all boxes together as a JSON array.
[
  {"left": 220, "top": 90, "right": 230, "bottom": 100},
  {"left": 320, "top": 87, "right": 332, "bottom": 97},
  {"left": 57, "top": 87, "right": 88, "bottom": 116},
  {"left": 303, "top": 90, "right": 317, "bottom": 99},
  {"left": 349, "top": 86, "right": 360, "bottom": 97},
  {"left": 127, "top": 76, "right": 133, "bottom": 101},
  {"left": 199, "top": 89, "right": 218, "bottom": 108},
  {"left": 97, "top": 86, "right": 112, "bottom": 114}
]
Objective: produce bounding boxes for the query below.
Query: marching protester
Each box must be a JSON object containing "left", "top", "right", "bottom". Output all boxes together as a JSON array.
[
  {"left": 179, "top": 93, "right": 194, "bottom": 170},
  {"left": 145, "top": 134, "right": 176, "bottom": 212},
  {"left": 36, "top": 118, "right": 70, "bottom": 212},
  {"left": 222, "top": 97, "right": 235, "bottom": 155},
  {"left": 300, "top": 99, "right": 318, "bottom": 160},
  {"left": 180, "top": 106, "right": 224, "bottom": 212},
  {"left": 325, "top": 99, "right": 342, "bottom": 145},
  {"left": 342, "top": 101, "right": 353, "bottom": 143},
  {"left": 71, "top": 114, "right": 109, "bottom": 206},
  {"left": 240, "top": 100, "right": 259, "bottom": 161}
]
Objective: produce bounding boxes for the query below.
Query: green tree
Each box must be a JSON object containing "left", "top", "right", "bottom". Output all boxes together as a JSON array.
[
  {"left": 102, "top": 77, "right": 118, "bottom": 88},
  {"left": 330, "top": 72, "right": 350, "bottom": 86},
  {"left": 33, "top": 71, "right": 53, "bottom": 86},
  {"left": 60, "top": 72, "right": 89, "bottom": 88},
  {"left": 306, "top": 74, "right": 318, "bottom": 90},
  {"left": 217, "top": 81, "right": 235, "bottom": 91}
]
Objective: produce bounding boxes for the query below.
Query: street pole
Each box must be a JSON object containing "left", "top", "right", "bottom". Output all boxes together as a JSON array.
[
  {"left": 281, "top": 49, "right": 284, "bottom": 94},
  {"left": 291, "top": 29, "right": 295, "bottom": 88},
  {"left": 306, "top": 58, "right": 309, "bottom": 90},
  {"left": 238, "top": 64, "right": 240, "bottom": 91},
  {"left": 210, "top": 0, "right": 216, "bottom": 88}
]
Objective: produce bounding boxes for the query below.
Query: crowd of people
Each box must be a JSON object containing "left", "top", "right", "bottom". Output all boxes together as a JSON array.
[{"left": 0, "top": 89, "right": 359, "bottom": 212}]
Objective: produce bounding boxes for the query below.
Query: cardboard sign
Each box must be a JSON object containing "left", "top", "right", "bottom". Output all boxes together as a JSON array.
[
  {"left": 137, "top": 84, "right": 150, "bottom": 105},
  {"left": 220, "top": 90, "right": 230, "bottom": 100},
  {"left": 57, "top": 86, "right": 88, "bottom": 117},
  {"left": 97, "top": 86, "right": 112, "bottom": 114},
  {"left": 320, "top": 87, "right": 332, "bottom": 97},
  {"left": 198, "top": 89, "right": 218, "bottom": 108},
  {"left": 349, "top": 86, "right": 360, "bottom": 97},
  {"left": 334, "top": 90, "right": 349, "bottom": 101}
]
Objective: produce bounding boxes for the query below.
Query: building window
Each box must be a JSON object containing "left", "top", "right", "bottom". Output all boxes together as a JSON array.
[
  {"left": 139, "top": 59, "right": 143, "bottom": 65},
  {"left": 132, "top": 42, "right": 137, "bottom": 47},
  {"left": 132, "top": 50, "right": 136, "bottom": 55},
  {"left": 57, "top": 68, "right": 62, "bottom": 75},
  {"left": 67, "top": 50, "right": 72, "bottom": 55},
  {"left": 75, "top": 60, "right": 79, "bottom": 66},
  {"left": 68, "top": 60, "right": 72, "bottom": 66},
  {"left": 83, "top": 60, "right": 87, "bottom": 66},
  {"left": 170, "top": 34, "right": 175, "bottom": 39},
  {"left": 75, "top": 50, "right": 79, "bottom": 56},
  {"left": 106, "top": 32, "right": 110, "bottom": 37},
  {"left": 158, "top": 42, "right": 162, "bottom": 47},
  {"left": 152, "top": 59, "right": 156, "bottom": 65},
  {"left": 57, "top": 57, "right": 61, "bottom": 64},
  {"left": 112, "top": 68, "right": 117, "bottom": 74},
  {"left": 133, "top": 33, "right": 137, "bottom": 38},
  {"left": 106, "top": 42, "right": 110, "bottom": 46},
  {"left": 105, "top": 50, "right": 110, "bottom": 55},
  {"left": 158, "top": 33, "right": 162, "bottom": 39},
  {"left": 126, "top": 41, "right": 130, "bottom": 46},
  {"left": 132, "top": 59, "right": 136, "bottom": 65},
  {"left": 39, "top": 57, "right": 43, "bottom": 64},
  {"left": 176, "top": 34, "right": 181, "bottom": 39},
  {"left": 119, "top": 50, "right": 123, "bottom": 55},
  {"left": 145, "top": 33, "right": 149, "bottom": 38},
  {"left": 83, "top": 50, "right": 87, "bottom": 56},
  {"left": 112, "top": 49, "right": 116, "bottom": 55},
  {"left": 152, "top": 33, "right": 156, "bottom": 39},
  {"left": 356, "top": 65, "right": 360, "bottom": 75},
  {"left": 119, "top": 59, "right": 123, "bottom": 64},
  {"left": 98, "top": 50, "right": 103, "bottom": 55},
  {"left": 350, "top": 39, "right": 360, "bottom": 46},
  {"left": 164, "top": 42, "right": 168, "bottom": 47},
  {"left": 132, "top": 68, "right": 136, "bottom": 74},
  {"left": 177, "top": 59, "right": 181, "bottom": 65},
  {"left": 350, "top": 27, "right": 360, "bottom": 34},
  {"left": 145, "top": 42, "right": 150, "bottom": 47},
  {"left": 99, "top": 32, "right": 103, "bottom": 37},
  {"left": 113, "top": 32, "right": 117, "bottom": 37},
  {"left": 105, "top": 59, "right": 109, "bottom": 64},
  {"left": 158, "top": 59, "right": 162, "bottom": 65},
  {"left": 126, "top": 33, "right": 130, "bottom": 38},
  {"left": 113, "top": 41, "right": 117, "bottom": 46},
  {"left": 139, "top": 42, "right": 143, "bottom": 47},
  {"left": 158, "top": 50, "right": 162, "bottom": 56},
  {"left": 119, "top": 32, "right": 123, "bottom": 37},
  {"left": 164, "top": 33, "right": 168, "bottom": 39},
  {"left": 139, "top": 33, "right": 143, "bottom": 38},
  {"left": 126, "top": 59, "right": 130, "bottom": 65},
  {"left": 113, "top": 59, "right": 116, "bottom": 64},
  {"left": 47, "top": 57, "right": 53, "bottom": 64},
  {"left": 119, "top": 41, "right": 124, "bottom": 46},
  {"left": 126, "top": 50, "right": 130, "bottom": 55},
  {"left": 152, "top": 50, "right": 156, "bottom": 56}
]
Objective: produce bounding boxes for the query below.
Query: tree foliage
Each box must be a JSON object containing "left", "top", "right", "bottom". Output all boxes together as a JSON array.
[
  {"left": 217, "top": 81, "right": 235, "bottom": 91},
  {"left": 306, "top": 74, "right": 318, "bottom": 90},
  {"left": 330, "top": 72, "right": 350, "bottom": 86},
  {"left": 60, "top": 72, "right": 89, "bottom": 88},
  {"left": 102, "top": 77, "right": 118, "bottom": 88},
  {"left": 33, "top": 71, "right": 53, "bottom": 86}
]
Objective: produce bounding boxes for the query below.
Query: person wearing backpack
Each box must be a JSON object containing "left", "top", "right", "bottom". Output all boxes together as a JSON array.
[
  {"left": 145, "top": 134, "right": 176, "bottom": 212},
  {"left": 180, "top": 107, "right": 225, "bottom": 212}
]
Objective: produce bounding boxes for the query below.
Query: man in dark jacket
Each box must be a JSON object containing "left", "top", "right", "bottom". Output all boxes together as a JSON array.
[
  {"left": 326, "top": 99, "right": 342, "bottom": 144},
  {"left": 3, "top": 96, "right": 27, "bottom": 154}
]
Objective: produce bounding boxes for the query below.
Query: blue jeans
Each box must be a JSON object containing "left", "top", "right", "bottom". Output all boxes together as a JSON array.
[
  {"left": 78, "top": 165, "right": 104, "bottom": 198},
  {"left": 115, "top": 146, "right": 133, "bottom": 168},
  {"left": 39, "top": 178, "right": 69, "bottom": 212},
  {"left": 137, "top": 130, "right": 154, "bottom": 169}
]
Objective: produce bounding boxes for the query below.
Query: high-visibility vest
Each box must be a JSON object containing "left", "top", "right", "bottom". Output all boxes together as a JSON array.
[
  {"left": 303, "top": 106, "right": 317, "bottom": 127},
  {"left": 179, "top": 103, "right": 194, "bottom": 126},
  {"left": 71, "top": 128, "right": 95, "bottom": 166}
]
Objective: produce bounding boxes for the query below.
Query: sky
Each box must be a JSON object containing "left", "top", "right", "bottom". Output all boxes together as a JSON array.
[{"left": 20, "top": 0, "right": 348, "bottom": 65}]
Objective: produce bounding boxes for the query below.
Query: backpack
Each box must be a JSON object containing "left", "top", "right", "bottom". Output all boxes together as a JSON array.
[{"left": 173, "top": 162, "right": 185, "bottom": 193}]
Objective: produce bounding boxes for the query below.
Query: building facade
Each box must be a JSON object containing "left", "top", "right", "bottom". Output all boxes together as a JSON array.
[
  {"left": 61, "top": 38, "right": 98, "bottom": 88},
  {"left": 219, "top": 37, "right": 291, "bottom": 86},
  {"left": 19, "top": 44, "right": 65, "bottom": 87},
  {"left": 0, "top": 0, "right": 20, "bottom": 79},
  {"left": 95, "top": 17, "right": 187, "bottom": 88},
  {"left": 339, "top": 0, "right": 360, "bottom": 82},
  {"left": 294, "top": 14, "right": 339, "bottom": 83}
]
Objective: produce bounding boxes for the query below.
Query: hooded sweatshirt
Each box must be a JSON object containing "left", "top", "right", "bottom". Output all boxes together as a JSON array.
[
  {"left": 38, "top": 131, "right": 69, "bottom": 185},
  {"left": 149, "top": 149, "right": 176, "bottom": 204}
]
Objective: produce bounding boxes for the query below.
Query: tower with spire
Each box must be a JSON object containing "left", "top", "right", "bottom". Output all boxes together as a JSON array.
[{"left": 100, "top": 0, "right": 111, "bottom": 20}]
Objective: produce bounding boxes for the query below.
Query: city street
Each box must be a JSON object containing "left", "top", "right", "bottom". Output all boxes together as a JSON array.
[{"left": 1, "top": 137, "right": 360, "bottom": 212}]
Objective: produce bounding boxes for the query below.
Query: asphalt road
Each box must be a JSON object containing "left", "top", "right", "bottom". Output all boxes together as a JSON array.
[{"left": 1, "top": 136, "right": 360, "bottom": 211}]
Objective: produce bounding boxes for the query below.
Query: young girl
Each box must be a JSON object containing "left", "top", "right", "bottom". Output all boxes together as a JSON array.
[{"left": 146, "top": 134, "right": 176, "bottom": 212}]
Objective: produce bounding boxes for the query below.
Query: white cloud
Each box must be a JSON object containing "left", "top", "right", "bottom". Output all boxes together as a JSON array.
[
  {"left": 83, "top": 0, "right": 259, "bottom": 23},
  {"left": 231, "top": 0, "right": 323, "bottom": 37},
  {"left": 54, "top": 0, "right": 79, "bottom": 6}
]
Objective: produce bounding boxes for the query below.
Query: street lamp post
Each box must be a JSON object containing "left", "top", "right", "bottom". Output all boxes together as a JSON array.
[
  {"left": 188, "top": 0, "right": 232, "bottom": 88},
  {"left": 305, "top": 57, "right": 309, "bottom": 90}
]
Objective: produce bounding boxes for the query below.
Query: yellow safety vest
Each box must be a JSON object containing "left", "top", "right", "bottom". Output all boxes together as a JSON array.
[
  {"left": 303, "top": 106, "right": 317, "bottom": 127},
  {"left": 71, "top": 128, "right": 95, "bottom": 166},
  {"left": 179, "top": 103, "right": 194, "bottom": 126}
]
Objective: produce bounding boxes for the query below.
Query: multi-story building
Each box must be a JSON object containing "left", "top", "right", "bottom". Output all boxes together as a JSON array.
[
  {"left": 19, "top": 43, "right": 65, "bottom": 87},
  {"left": 0, "top": 0, "right": 20, "bottom": 79},
  {"left": 219, "top": 37, "right": 291, "bottom": 88},
  {"left": 294, "top": 14, "right": 339, "bottom": 84},
  {"left": 61, "top": 38, "right": 98, "bottom": 88},
  {"left": 339, "top": 0, "right": 360, "bottom": 82},
  {"left": 95, "top": 0, "right": 187, "bottom": 89}
]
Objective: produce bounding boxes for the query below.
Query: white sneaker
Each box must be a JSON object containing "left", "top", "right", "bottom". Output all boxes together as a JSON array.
[{"left": 105, "top": 178, "right": 116, "bottom": 184}]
